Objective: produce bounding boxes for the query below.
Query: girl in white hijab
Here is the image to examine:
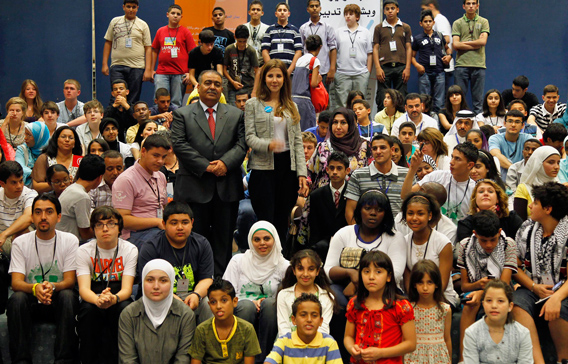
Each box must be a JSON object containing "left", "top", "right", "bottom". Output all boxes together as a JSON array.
[
  {"left": 223, "top": 221, "right": 289, "bottom": 362},
  {"left": 118, "top": 259, "right": 196, "bottom": 364},
  {"left": 514, "top": 145, "right": 560, "bottom": 220}
]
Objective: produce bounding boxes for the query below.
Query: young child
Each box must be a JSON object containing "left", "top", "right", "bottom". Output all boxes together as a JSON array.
[
  {"left": 344, "top": 251, "right": 416, "bottom": 364},
  {"left": 292, "top": 34, "right": 322, "bottom": 131},
  {"left": 463, "top": 280, "right": 532, "bottom": 364},
  {"left": 276, "top": 249, "right": 337, "bottom": 338},
  {"left": 41, "top": 101, "right": 65, "bottom": 136},
  {"left": 76, "top": 100, "right": 104, "bottom": 152},
  {"left": 189, "top": 278, "right": 261, "bottom": 364},
  {"left": 104, "top": 80, "right": 136, "bottom": 142},
  {"left": 352, "top": 99, "right": 387, "bottom": 140},
  {"left": 224, "top": 25, "right": 259, "bottom": 106},
  {"left": 404, "top": 260, "right": 451, "bottom": 364},
  {"left": 266, "top": 294, "right": 342, "bottom": 364},
  {"left": 302, "top": 132, "right": 317, "bottom": 162},
  {"left": 245, "top": 1, "right": 270, "bottom": 67},
  {"left": 46, "top": 164, "right": 71, "bottom": 198},
  {"left": 305, "top": 110, "right": 331, "bottom": 143}
]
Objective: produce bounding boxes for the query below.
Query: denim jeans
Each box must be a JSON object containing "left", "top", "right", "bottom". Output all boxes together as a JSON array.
[
  {"left": 128, "top": 227, "right": 162, "bottom": 251},
  {"left": 154, "top": 74, "right": 185, "bottom": 108},
  {"left": 418, "top": 72, "right": 446, "bottom": 113},
  {"left": 235, "top": 198, "right": 257, "bottom": 252},
  {"left": 109, "top": 65, "right": 145, "bottom": 104},
  {"left": 454, "top": 67, "right": 486, "bottom": 114},
  {"left": 234, "top": 297, "right": 277, "bottom": 364}
]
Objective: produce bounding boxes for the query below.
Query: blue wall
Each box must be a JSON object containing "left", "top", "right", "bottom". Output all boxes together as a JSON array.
[{"left": 0, "top": 1, "right": 566, "bottom": 115}]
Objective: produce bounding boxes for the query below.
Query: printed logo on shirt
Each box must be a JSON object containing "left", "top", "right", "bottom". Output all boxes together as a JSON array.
[
  {"left": 115, "top": 190, "right": 127, "bottom": 202},
  {"left": 90, "top": 256, "right": 124, "bottom": 281},
  {"left": 29, "top": 261, "right": 63, "bottom": 283}
]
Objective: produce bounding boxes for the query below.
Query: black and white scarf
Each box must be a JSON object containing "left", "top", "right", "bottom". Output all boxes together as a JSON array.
[{"left": 464, "top": 231, "right": 508, "bottom": 282}]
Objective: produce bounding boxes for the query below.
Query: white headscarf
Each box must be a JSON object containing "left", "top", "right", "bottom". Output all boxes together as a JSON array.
[
  {"left": 142, "top": 259, "right": 175, "bottom": 328},
  {"left": 446, "top": 110, "right": 480, "bottom": 138},
  {"left": 241, "top": 221, "right": 288, "bottom": 285},
  {"left": 520, "top": 145, "right": 560, "bottom": 196}
]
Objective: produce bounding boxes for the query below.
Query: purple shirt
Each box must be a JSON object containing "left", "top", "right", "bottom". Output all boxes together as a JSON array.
[{"left": 299, "top": 20, "right": 337, "bottom": 75}]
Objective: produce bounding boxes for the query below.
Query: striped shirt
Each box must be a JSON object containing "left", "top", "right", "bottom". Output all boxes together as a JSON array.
[
  {"left": 345, "top": 161, "right": 409, "bottom": 215},
  {"left": 89, "top": 180, "right": 113, "bottom": 209},
  {"left": 529, "top": 102, "right": 567, "bottom": 131},
  {"left": 261, "top": 23, "right": 303, "bottom": 66},
  {"left": 265, "top": 332, "right": 342, "bottom": 364},
  {"left": 0, "top": 186, "right": 37, "bottom": 232}
]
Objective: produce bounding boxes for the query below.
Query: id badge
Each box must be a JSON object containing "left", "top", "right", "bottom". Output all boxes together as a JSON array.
[
  {"left": 277, "top": 43, "right": 284, "bottom": 52},
  {"left": 349, "top": 47, "right": 357, "bottom": 58},
  {"left": 430, "top": 55, "right": 437, "bottom": 66},
  {"left": 389, "top": 40, "right": 397, "bottom": 52},
  {"left": 167, "top": 182, "right": 174, "bottom": 200},
  {"left": 177, "top": 278, "right": 189, "bottom": 293},
  {"left": 125, "top": 37, "right": 133, "bottom": 48},
  {"left": 171, "top": 47, "right": 178, "bottom": 58},
  {"left": 542, "top": 275, "right": 554, "bottom": 286},
  {"left": 157, "top": 209, "right": 163, "bottom": 219}
]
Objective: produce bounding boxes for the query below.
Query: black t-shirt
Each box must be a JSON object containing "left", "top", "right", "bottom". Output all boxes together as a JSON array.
[
  {"left": 138, "top": 230, "right": 214, "bottom": 295},
  {"left": 188, "top": 46, "right": 224, "bottom": 81},
  {"left": 501, "top": 89, "right": 540, "bottom": 112},
  {"left": 103, "top": 104, "right": 136, "bottom": 142},
  {"left": 203, "top": 27, "right": 235, "bottom": 55}
]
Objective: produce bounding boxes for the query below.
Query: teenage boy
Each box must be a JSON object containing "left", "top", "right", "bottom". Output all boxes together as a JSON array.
[
  {"left": 77, "top": 100, "right": 104, "bottom": 151},
  {"left": 151, "top": 4, "right": 196, "bottom": 108},
  {"left": 489, "top": 110, "right": 535, "bottom": 180},
  {"left": 501, "top": 75, "right": 540, "bottom": 112},
  {"left": 261, "top": 2, "right": 303, "bottom": 75},
  {"left": 398, "top": 122, "right": 417, "bottom": 145},
  {"left": 390, "top": 93, "right": 437, "bottom": 137},
  {"left": 452, "top": 0, "right": 490, "bottom": 114},
  {"left": 265, "top": 294, "right": 342, "bottom": 364},
  {"left": 373, "top": 0, "right": 412, "bottom": 111},
  {"left": 57, "top": 155, "right": 106, "bottom": 241},
  {"left": 102, "top": 0, "right": 152, "bottom": 103},
  {"left": 306, "top": 110, "right": 331, "bottom": 143},
  {"left": 104, "top": 79, "right": 137, "bottom": 142},
  {"left": 542, "top": 123, "right": 567, "bottom": 154},
  {"left": 41, "top": 102, "right": 65, "bottom": 136},
  {"left": 443, "top": 109, "right": 477, "bottom": 152},
  {"left": 412, "top": 9, "right": 451, "bottom": 113},
  {"left": 224, "top": 25, "right": 259, "bottom": 106},
  {"left": 334, "top": 4, "right": 373, "bottom": 109},
  {"left": 187, "top": 30, "right": 224, "bottom": 89},
  {"left": 513, "top": 182, "right": 568, "bottom": 364},
  {"left": 245, "top": 1, "right": 270, "bottom": 66},
  {"left": 7, "top": 194, "right": 79, "bottom": 364},
  {"left": 309, "top": 152, "right": 349, "bottom": 259},
  {"left": 505, "top": 138, "right": 541, "bottom": 193},
  {"left": 235, "top": 90, "right": 250, "bottom": 112},
  {"left": 403, "top": 142, "right": 477, "bottom": 224},
  {"left": 0, "top": 161, "right": 38, "bottom": 249},
  {"left": 299, "top": 0, "right": 337, "bottom": 88},
  {"left": 498, "top": 99, "right": 540, "bottom": 138},
  {"left": 91, "top": 150, "right": 124, "bottom": 209},
  {"left": 204, "top": 7, "right": 235, "bottom": 55},
  {"left": 56, "top": 79, "right": 84, "bottom": 124},
  {"left": 149, "top": 88, "right": 178, "bottom": 127},
  {"left": 346, "top": 134, "right": 409, "bottom": 221},
  {"left": 456, "top": 210, "right": 517, "bottom": 362},
  {"left": 189, "top": 278, "right": 261, "bottom": 363},
  {"left": 138, "top": 201, "right": 214, "bottom": 324},
  {"left": 302, "top": 132, "right": 317, "bottom": 162},
  {"left": 76, "top": 206, "right": 138, "bottom": 364},
  {"left": 352, "top": 99, "right": 387, "bottom": 140},
  {"left": 126, "top": 101, "right": 151, "bottom": 143},
  {"left": 527, "top": 84, "right": 567, "bottom": 132},
  {"left": 113, "top": 134, "right": 170, "bottom": 248}
]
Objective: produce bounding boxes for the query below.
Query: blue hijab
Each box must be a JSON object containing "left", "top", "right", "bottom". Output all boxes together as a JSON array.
[{"left": 26, "top": 122, "right": 50, "bottom": 157}]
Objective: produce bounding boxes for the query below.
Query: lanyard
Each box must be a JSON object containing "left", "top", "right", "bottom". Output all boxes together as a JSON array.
[
  {"left": 376, "top": 175, "right": 392, "bottom": 194},
  {"left": 406, "top": 114, "right": 424, "bottom": 134},
  {"left": 251, "top": 25, "right": 259, "bottom": 42},
  {"left": 171, "top": 244, "right": 187, "bottom": 279},
  {"left": 348, "top": 30, "right": 359, "bottom": 48},
  {"left": 65, "top": 105, "right": 76, "bottom": 121},
  {"left": 455, "top": 134, "right": 460, "bottom": 146},
  {"left": 447, "top": 177, "right": 471, "bottom": 216},
  {"left": 94, "top": 241, "right": 120, "bottom": 286},
  {"left": 167, "top": 26, "right": 180, "bottom": 45},
  {"left": 145, "top": 176, "right": 161, "bottom": 205},
  {"left": 35, "top": 233, "right": 57, "bottom": 282},
  {"left": 358, "top": 123, "right": 373, "bottom": 139},
  {"left": 506, "top": 139, "right": 519, "bottom": 158},
  {"left": 412, "top": 228, "right": 432, "bottom": 261},
  {"left": 310, "top": 23, "right": 321, "bottom": 36},
  {"left": 125, "top": 17, "right": 136, "bottom": 36}
]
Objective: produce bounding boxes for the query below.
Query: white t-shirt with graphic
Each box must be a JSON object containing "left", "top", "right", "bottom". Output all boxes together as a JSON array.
[{"left": 76, "top": 238, "right": 138, "bottom": 281}]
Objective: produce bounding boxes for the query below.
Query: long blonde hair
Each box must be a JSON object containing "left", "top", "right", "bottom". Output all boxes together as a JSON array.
[
  {"left": 256, "top": 59, "right": 300, "bottom": 124},
  {"left": 19, "top": 79, "right": 43, "bottom": 118}
]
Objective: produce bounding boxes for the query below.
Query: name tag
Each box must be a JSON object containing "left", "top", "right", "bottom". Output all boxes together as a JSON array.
[
  {"left": 177, "top": 278, "right": 189, "bottom": 293},
  {"left": 157, "top": 209, "right": 163, "bottom": 219},
  {"left": 349, "top": 47, "right": 357, "bottom": 58},
  {"left": 389, "top": 40, "right": 397, "bottom": 52},
  {"left": 430, "top": 55, "right": 437, "bottom": 66},
  {"left": 277, "top": 43, "right": 284, "bottom": 52},
  {"left": 125, "top": 37, "right": 132, "bottom": 48},
  {"left": 171, "top": 47, "right": 178, "bottom": 58}
]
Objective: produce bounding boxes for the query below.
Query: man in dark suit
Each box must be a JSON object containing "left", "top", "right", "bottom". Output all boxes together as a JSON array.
[
  {"left": 171, "top": 70, "right": 246, "bottom": 275},
  {"left": 308, "top": 151, "right": 350, "bottom": 261}
]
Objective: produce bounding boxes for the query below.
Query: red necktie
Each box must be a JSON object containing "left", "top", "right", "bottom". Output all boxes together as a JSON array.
[
  {"left": 207, "top": 108, "right": 215, "bottom": 140},
  {"left": 334, "top": 190, "right": 340, "bottom": 208}
]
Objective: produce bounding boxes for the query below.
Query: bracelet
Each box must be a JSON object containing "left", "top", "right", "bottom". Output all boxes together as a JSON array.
[
  {"left": 115, "top": 294, "right": 120, "bottom": 303},
  {"left": 190, "top": 291, "right": 202, "bottom": 303},
  {"left": 531, "top": 282, "right": 535, "bottom": 292},
  {"left": 32, "top": 283, "right": 39, "bottom": 297}
]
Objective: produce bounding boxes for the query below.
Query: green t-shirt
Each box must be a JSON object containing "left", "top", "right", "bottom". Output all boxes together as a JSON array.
[
  {"left": 452, "top": 14, "right": 490, "bottom": 68},
  {"left": 189, "top": 317, "right": 262, "bottom": 363}
]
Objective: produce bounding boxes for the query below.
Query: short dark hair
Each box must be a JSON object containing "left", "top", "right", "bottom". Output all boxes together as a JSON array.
[
  {"left": 249, "top": 0, "right": 263, "bottom": 10},
  {"left": 399, "top": 122, "right": 416, "bottom": 133},
  {"left": 506, "top": 99, "right": 527, "bottom": 112},
  {"left": 420, "top": 9, "right": 434, "bottom": 22},
  {"left": 383, "top": 0, "right": 399, "bottom": 9},
  {"left": 305, "top": 35, "right": 322, "bottom": 52},
  {"left": 235, "top": 89, "right": 250, "bottom": 98},
  {"left": 235, "top": 24, "right": 250, "bottom": 39},
  {"left": 472, "top": 210, "right": 500, "bottom": 237},
  {"left": 505, "top": 109, "right": 525, "bottom": 121},
  {"left": 142, "top": 134, "right": 171, "bottom": 152},
  {"left": 46, "top": 164, "right": 69, "bottom": 182},
  {"left": 306, "top": 0, "right": 320, "bottom": 6},
  {"left": 420, "top": 0, "right": 439, "bottom": 9},
  {"left": 90, "top": 206, "right": 124, "bottom": 234},
  {"left": 405, "top": 93, "right": 422, "bottom": 104},
  {"left": 41, "top": 101, "right": 60, "bottom": 115},
  {"left": 275, "top": 2, "right": 289, "bottom": 11},
  {"left": 543, "top": 84, "right": 559, "bottom": 95},
  {"left": 199, "top": 29, "right": 215, "bottom": 44},
  {"left": 420, "top": 94, "right": 433, "bottom": 113},
  {"left": 543, "top": 123, "right": 568, "bottom": 143},
  {"left": 77, "top": 154, "right": 106, "bottom": 182},
  {"left": 318, "top": 110, "right": 332, "bottom": 124},
  {"left": 352, "top": 99, "right": 371, "bottom": 110},
  {"left": 101, "top": 150, "right": 124, "bottom": 162},
  {"left": 163, "top": 201, "right": 194, "bottom": 222},
  {"left": 327, "top": 151, "right": 349, "bottom": 168},
  {"left": 33, "top": 193, "right": 61, "bottom": 215},
  {"left": 207, "top": 277, "right": 236, "bottom": 299},
  {"left": 454, "top": 142, "right": 478, "bottom": 163},
  {"left": 0, "top": 161, "right": 23, "bottom": 182},
  {"left": 212, "top": 6, "right": 225, "bottom": 14},
  {"left": 291, "top": 293, "right": 322, "bottom": 316},
  {"left": 111, "top": 79, "right": 129, "bottom": 90},
  {"left": 167, "top": 4, "right": 182, "bottom": 13},
  {"left": 512, "top": 75, "right": 530, "bottom": 90},
  {"left": 533, "top": 182, "right": 568, "bottom": 221},
  {"left": 371, "top": 134, "right": 393, "bottom": 147},
  {"left": 124, "top": 0, "right": 138, "bottom": 5},
  {"left": 198, "top": 70, "right": 223, "bottom": 83},
  {"left": 155, "top": 88, "right": 170, "bottom": 99},
  {"left": 133, "top": 100, "right": 149, "bottom": 109}
]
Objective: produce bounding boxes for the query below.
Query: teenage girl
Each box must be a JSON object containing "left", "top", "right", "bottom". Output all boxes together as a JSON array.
[
  {"left": 404, "top": 260, "right": 451, "bottom": 364},
  {"left": 344, "top": 251, "right": 416, "bottom": 364},
  {"left": 276, "top": 249, "right": 337, "bottom": 337}
]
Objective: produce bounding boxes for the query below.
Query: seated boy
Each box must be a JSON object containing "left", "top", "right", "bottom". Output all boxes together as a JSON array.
[
  {"left": 149, "top": 88, "right": 178, "bottom": 127},
  {"left": 41, "top": 101, "right": 65, "bottom": 136},
  {"left": 352, "top": 99, "right": 387, "bottom": 140},
  {"left": 56, "top": 79, "right": 85, "bottom": 124},
  {"left": 104, "top": 80, "right": 137, "bottom": 142},
  {"left": 455, "top": 210, "right": 517, "bottom": 362},
  {"left": 542, "top": 122, "right": 567, "bottom": 155},
  {"left": 100, "top": 118, "right": 134, "bottom": 167},
  {"left": 189, "top": 277, "right": 261, "bottom": 364},
  {"left": 305, "top": 110, "right": 331, "bottom": 144},
  {"left": 505, "top": 138, "right": 541, "bottom": 193},
  {"left": 398, "top": 122, "right": 417, "bottom": 162},
  {"left": 527, "top": 84, "right": 567, "bottom": 133},
  {"left": 265, "top": 294, "right": 342, "bottom": 364},
  {"left": 498, "top": 99, "right": 540, "bottom": 138},
  {"left": 302, "top": 132, "right": 317, "bottom": 163},
  {"left": 76, "top": 100, "right": 104, "bottom": 152},
  {"left": 235, "top": 90, "right": 250, "bottom": 112}
]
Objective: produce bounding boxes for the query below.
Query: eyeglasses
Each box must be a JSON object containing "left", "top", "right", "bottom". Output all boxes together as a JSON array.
[
  {"left": 506, "top": 119, "right": 523, "bottom": 125},
  {"left": 94, "top": 222, "right": 117, "bottom": 230},
  {"left": 51, "top": 178, "right": 70, "bottom": 186}
]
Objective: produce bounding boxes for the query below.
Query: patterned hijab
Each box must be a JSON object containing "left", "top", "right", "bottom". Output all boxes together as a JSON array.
[{"left": 329, "top": 108, "right": 364, "bottom": 157}]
